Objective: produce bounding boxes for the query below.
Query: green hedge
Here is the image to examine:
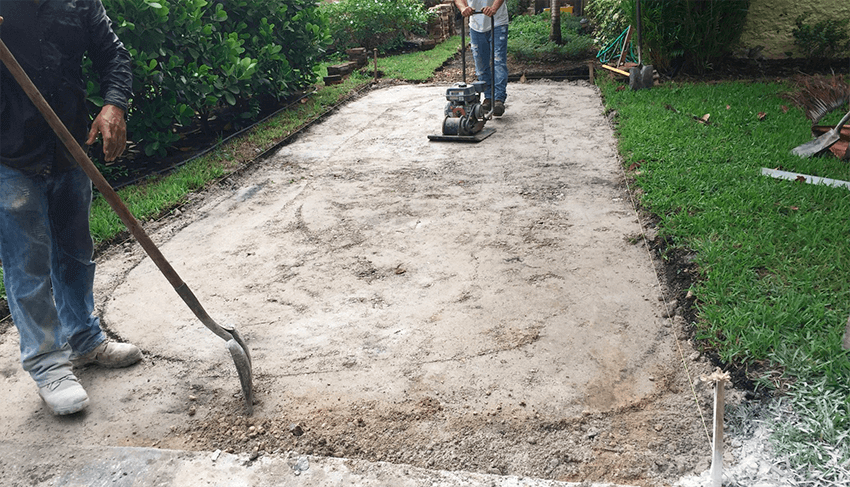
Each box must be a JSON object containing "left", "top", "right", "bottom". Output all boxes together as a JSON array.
[
  {"left": 90, "top": 0, "right": 329, "bottom": 157},
  {"left": 627, "top": 0, "right": 750, "bottom": 73},
  {"left": 506, "top": 0, "right": 533, "bottom": 18},
  {"left": 585, "top": 0, "right": 630, "bottom": 48},
  {"left": 320, "top": 0, "right": 432, "bottom": 53}
]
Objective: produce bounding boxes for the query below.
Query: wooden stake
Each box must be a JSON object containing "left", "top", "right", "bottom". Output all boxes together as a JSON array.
[
  {"left": 373, "top": 49, "right": 378, "bottom": 83},
  {"left": 702, "top": 368, "right": 731, "bottom": 487}
]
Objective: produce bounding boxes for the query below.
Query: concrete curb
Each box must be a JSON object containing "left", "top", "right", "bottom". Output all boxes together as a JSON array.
[{"left": 0, "top": 441, "right": 639, "bottom": 487}]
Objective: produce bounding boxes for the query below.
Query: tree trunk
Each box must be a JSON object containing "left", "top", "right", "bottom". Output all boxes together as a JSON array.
[{"left": 549, "top": 0, "right": 562, "bottom": 44}]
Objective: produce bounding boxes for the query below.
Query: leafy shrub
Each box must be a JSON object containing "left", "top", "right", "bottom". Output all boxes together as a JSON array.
[
  {"left": 509, "top": 11, "right": 595, "bottom": 62},
  {"left": 321, "top": 0, "right": 433, "bottom": 53},
  {"left": 220, "top": 1, "right": 330, "bottom": 107},
  {"left": 90, "top": 0, "right": 328, "bottom": 157},
  {"left": 792, "top": 13, "right": 850, "bottom": 61},
  {"left": 506, "top": 0, "right": 533, "bottom": 18},
  {"left": 584, "top": 0, "right": 629, "bottom": 48},
  {"left": 629, "top": 0, "right": 750, "bottom": 73}
]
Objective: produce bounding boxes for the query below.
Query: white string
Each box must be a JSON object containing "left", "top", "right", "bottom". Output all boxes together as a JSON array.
[{"left": 617, "top": 153, "right": 713, "bottom": 447}]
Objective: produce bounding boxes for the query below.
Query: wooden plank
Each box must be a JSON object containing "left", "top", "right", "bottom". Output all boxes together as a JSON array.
[
  {"left": 323, "top": 74, "right": 343, "bottom": 85},
  {"left": 327, "top": 62, "right": 357, "bottom": 76},
  {"left": 600, "top": 64, "right": 630, "bottom": 77}
]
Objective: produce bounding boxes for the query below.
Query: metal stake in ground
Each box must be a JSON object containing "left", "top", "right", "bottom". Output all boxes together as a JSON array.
[
  {"left": 843, "top": 315, "right": 850, "bottom": 350},
  {"left": 0, "top": 18, "right": 254, "bottom": 415},
  {"left": 702, "top": 368, "right": 731, "bottom": 487}
]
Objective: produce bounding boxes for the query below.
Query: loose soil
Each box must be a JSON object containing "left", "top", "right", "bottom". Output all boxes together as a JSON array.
[
  {"left": 0, "top": 79, "right": 720, "bottom": 487},
  {"left": 1, "top": 52, "right": 844, "bottom": 486}
]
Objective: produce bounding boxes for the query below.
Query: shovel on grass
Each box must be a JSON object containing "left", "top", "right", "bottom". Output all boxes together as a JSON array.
[
  {"left": 0, "top": 19, "right": 253, "bottom": 415},
  {"left": 792, "top": 109, "right": 850, "bottom": 158}
]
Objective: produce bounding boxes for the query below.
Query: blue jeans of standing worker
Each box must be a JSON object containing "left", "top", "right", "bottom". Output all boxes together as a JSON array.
[
  {"left": 469, "top": 24, "right": 508, "bottom": 102},
  {"left": 0, "top": 163, "right": 106, "bottom": 387}
]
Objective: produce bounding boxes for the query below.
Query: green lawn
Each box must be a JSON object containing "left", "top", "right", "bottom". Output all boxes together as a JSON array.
[{"left": 600, "top": 77, "right": 850, "bottom": 482}]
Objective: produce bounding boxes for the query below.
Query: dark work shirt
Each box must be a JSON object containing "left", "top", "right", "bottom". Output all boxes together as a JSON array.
[{"left": 0, "top": 0, "right": 133, "bottom": 176}]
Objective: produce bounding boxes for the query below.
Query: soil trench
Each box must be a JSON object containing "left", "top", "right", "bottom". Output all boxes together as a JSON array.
[{"left": 0, "top": 81, "right": 726, "bottom": 486}]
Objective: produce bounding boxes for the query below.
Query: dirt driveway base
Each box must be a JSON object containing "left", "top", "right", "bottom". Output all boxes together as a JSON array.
[{"left": 0, "top": 81, "right": 725, "bottom": 486}]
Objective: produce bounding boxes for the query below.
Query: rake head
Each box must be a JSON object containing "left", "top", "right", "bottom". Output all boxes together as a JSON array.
[{"left": 788, "top": 74, "right": 850, "bottom": 124}]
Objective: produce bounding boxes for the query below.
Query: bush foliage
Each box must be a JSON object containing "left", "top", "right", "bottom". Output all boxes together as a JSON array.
[
  {"left": 509, "top": 11, "right": 595, "bottom": 62},
  {"left": 587, "top": 0, "right": 751, "bottom": 73},
  {"left": 90, "top": 0, "right": 329, "bottom": 158},
  {"left": 792, "top": 13, "right": 850, "bottom": 61},
  {"left": 320, "top": 0, "right": 432, "bottom": 53},
  {"left": 627, "top": 0, "right": 750, "bottom": 73},
  {"left": 506, "top": 0, "right": 533, "bottom": 18},
  {"left": 584, "top": 0, "right": 629, "bottom": 48}
]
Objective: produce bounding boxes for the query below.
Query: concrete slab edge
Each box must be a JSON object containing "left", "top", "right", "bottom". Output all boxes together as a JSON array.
[{"left": 0, "top": 441, "right": 639, "bottom": 487}]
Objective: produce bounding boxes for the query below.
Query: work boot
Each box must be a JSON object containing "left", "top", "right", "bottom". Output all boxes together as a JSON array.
[
  {"left": 482, "top": 98, "right": 492, "bottom": 112},
  {"left": 38, "top": 374, "right": 89, "bottom": 415},
  {"left": 73, "top": 340, "right": 142, "bottom": 368},
  {"left": 494, "top": 100, "right": 505, "bottom": 117}
]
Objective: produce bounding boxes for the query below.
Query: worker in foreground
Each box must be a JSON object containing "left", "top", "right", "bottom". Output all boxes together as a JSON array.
[{"left": 0, "top": 1, "right": 141, "bottom": 416}]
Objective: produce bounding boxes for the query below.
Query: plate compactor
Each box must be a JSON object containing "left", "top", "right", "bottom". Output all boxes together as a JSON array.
[{"left": 428, "top": 12, "right": 496, "bottom": 142}]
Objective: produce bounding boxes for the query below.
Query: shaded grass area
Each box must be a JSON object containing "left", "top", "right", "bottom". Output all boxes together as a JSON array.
[{"left": 599, "top": 77, "right": 850, "bottom": 481}]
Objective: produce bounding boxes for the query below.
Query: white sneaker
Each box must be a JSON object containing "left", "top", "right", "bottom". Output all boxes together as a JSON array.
[
  {"left": 38, "top": 374, "right": 90, "bottom": 415},
  {"left": 73, "top": 340, "right": 142, "bottom": 368}
]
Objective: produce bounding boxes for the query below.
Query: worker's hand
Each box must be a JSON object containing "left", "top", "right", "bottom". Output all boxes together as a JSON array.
[
  {"left": 86, "top": 104, "right": 127, "bottom": 162},
  {"left": 482, "top": 6, "right": 497, "bottom": 16},
  {"left": 461, "top": 6, "right": 473, "bottom": 17}
]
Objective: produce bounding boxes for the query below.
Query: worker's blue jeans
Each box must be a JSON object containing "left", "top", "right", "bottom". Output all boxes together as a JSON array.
[
  {"left": 470, "top": 24, "right": 508, "bottom": 102},
  {"left": 0, "top": 164, "right": 105, "bottom": 387}
]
